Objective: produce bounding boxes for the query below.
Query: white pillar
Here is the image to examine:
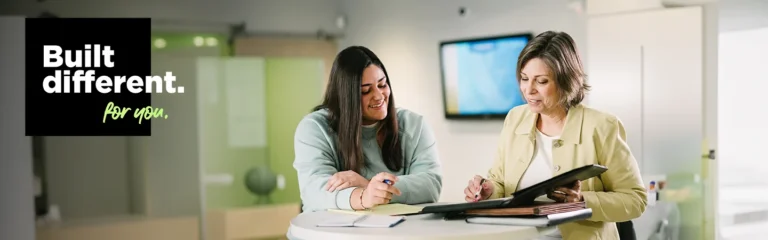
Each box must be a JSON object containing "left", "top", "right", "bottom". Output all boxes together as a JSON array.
[{"left": 0, "top": 15, "right": 36, "bottom": 240}]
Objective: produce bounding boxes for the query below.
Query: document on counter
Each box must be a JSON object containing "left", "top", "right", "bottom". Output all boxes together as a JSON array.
[
  {"left": 327, "top": 203, "right": 424, "bottom": 216},
  {"left": 316, "top": 214, "right": 406, "bottom": 228}
]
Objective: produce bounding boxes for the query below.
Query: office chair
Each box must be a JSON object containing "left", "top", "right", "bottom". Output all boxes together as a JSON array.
[{"left": 618, "top": 221, "right": 637, "bottom": 240}]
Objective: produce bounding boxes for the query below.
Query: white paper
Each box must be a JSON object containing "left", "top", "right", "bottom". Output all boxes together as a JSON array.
[
  {"left": 224, "top": 58, "right": 267, "bottom": 147},
  {"left": 317, "top": 214, "right": 406, "bottom": 228}
]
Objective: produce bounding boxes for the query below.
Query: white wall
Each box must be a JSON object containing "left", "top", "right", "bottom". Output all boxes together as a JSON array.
[
  {"left": 0, "top": 15, "right": 36, "bottom": 240},
  {"left": 44, "top": 137, "right": 132, "bottom": 220},
  {"left": 717, "top": 26, "right": 768, "bottom": 240},
  {"left": 1, "top": 0, "right": 343, "bottom": 34},
  {"left": 718, "top": 27, "right": 768, "bottom": 191},
  {"left": 339, "top": 0, "right": 587, "bottom": 202},
  {"left": 587, "top": 0, "right": 663, "bottom": 15}
]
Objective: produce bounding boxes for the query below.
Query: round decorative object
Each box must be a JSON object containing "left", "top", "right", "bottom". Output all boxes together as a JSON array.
[{"left": 244, "top": 166, "right": 278, "bottom": 204}]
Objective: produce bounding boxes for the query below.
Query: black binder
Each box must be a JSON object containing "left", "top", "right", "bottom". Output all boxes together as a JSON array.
[{"left": 421, "top": 164, "right": 607, "bottom": 214}]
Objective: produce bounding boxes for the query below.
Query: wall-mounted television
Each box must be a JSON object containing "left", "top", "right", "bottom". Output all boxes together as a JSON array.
[{"left": 439, "top": 33, "right": 533, "bottom": 119}]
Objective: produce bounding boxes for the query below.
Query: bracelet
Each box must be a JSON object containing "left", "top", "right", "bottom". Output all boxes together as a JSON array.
[{"left": 359, "top": 188, "right": 368, "bottom": 210}]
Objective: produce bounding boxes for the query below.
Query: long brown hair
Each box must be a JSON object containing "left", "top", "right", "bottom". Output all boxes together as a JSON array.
[
  {"left": 313, "top": 46, "right": 403, "bottom": 174},
  {"left": 516, "top": 31, "right": 590, "bottom": 110}
]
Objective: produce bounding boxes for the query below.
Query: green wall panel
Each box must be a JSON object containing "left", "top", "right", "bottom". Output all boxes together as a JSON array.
[
  {"left": 198, "top": 57, "right": 268, "bottom": 209},
  {"left": 265, "top": 58, "right": 325, "bottom": 204},
  {"left": 199, "top": 57, "right": 324, "bottom": 209}
]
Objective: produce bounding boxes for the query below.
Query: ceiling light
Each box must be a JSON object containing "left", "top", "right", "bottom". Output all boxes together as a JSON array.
[
  {"left": 193, "top": 36, "right": 204, "bottom": 47},
  {"left": 154, "top": 38, "right": 166, "bottom": 49},
  {"left": 205, "top": 37, "right": 218, "bottom": 46}
]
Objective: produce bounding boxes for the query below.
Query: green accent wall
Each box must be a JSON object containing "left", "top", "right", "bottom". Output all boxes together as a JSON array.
[
  {"left": 199, "top": 57, "right": 268, "bottom": 209},
  {"left": 265, "top": 58, "right": 325, "bottom": 204},
  {"left": 199, "top": 57, "right": 324, "bottom": 209},
  {"left": 149, "top": 32, "right": 324, "bottom": 209}
]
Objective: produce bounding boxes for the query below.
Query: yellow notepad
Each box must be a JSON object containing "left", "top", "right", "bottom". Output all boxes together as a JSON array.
[{"left": 328, "top": 203, "right": 424, "bottom": 216}]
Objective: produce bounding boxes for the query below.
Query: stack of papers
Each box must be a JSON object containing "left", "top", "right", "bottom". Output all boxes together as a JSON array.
[
  {"left": 464, "top": 201, "right": 587, "bottom": 216},
  {"left": 466, "top": 208, "right": 593, "bottom": 227}
]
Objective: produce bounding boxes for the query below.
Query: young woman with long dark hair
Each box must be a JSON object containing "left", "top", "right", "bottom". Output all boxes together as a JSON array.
[{"left": 294, "top": 46, "right": 442, "bottom": 212}]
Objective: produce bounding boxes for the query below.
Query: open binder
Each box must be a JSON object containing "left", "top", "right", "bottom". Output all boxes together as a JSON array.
[{"left": 421, "top": 164, "right": 607, "bottom": 214}]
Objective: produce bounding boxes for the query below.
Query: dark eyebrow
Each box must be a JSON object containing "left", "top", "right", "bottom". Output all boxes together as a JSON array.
[{"left": 361, "top": 77, "right": 386, "bottom": 87}]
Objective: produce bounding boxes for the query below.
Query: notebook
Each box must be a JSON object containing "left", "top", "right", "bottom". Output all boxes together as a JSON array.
[
  {"left": 327, "top": 203, "right": 424, "bottom": 216},
  {"left": 316, "top": 214, "right": 406, "bottom": 228},
  {"left": 465, "top": 208, "right": 593, "bottom": 227}
]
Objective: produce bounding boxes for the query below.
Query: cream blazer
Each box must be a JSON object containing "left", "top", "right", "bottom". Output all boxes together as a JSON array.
[{"left": 486, "top": 104, "right": 648, "bottom": 240}]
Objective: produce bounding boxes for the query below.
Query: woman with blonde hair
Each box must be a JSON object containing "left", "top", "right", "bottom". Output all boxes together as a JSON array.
[{"left": 464, "top": 31, "right": 647, "bottom": 239}]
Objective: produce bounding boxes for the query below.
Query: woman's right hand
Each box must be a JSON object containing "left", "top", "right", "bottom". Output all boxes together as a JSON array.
[
  {"left": 361, "top": 172, "right": 402, "bottom": 208},
  {"left": 464, "top": 175, "right": 494, "bottom": 202}
]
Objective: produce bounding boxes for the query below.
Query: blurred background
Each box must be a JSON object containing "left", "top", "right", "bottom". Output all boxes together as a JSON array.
[{"left": 1, "top": 0, "right": 767, "bottom": 239}]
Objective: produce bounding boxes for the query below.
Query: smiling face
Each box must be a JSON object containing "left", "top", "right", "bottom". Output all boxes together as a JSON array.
[
  {"left": 360, "top": 64, "right": 390, "bottom": 125},
  {"left": 519, "top": 57, "right": 561, "bottom": 114}
]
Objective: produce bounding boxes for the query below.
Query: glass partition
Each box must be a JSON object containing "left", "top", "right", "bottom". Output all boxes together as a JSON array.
[{"left": 197, "top": 56, "right": 324, "bottom": 239}]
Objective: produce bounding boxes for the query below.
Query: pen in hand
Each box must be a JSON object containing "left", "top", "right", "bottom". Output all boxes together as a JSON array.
[
  {"left": 474, "top": 178, "right": 486, "bottom": 200},
  {"left": 383, "top": 179, "right": 402, "bottom": 196}
]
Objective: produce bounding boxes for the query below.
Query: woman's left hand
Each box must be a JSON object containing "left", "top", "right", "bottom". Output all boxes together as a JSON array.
[
  {"left": 325, "top": 171, "right": 370, "bottom": 192},
  {"left": 547, "top": 180, "right": 583, "bottom": 203}
]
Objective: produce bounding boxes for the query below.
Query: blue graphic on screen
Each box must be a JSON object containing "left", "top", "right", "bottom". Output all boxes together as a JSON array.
[{"left": 448, "top": 37, "right": 528, "bottom": 115}]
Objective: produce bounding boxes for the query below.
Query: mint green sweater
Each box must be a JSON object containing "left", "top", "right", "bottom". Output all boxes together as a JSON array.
[{"left": 293, "top": 108, "right": 443, "bottom": 212}]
